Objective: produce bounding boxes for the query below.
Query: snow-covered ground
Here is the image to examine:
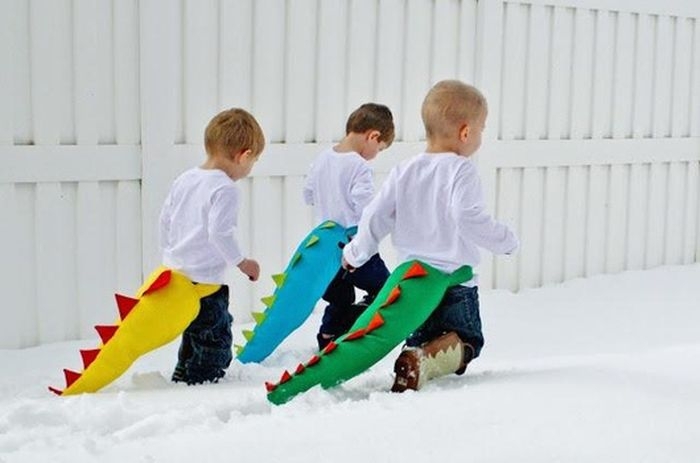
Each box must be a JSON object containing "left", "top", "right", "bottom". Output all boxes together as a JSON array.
[{"left": 1, "top": 264, "right": 699, "bottom": 463}]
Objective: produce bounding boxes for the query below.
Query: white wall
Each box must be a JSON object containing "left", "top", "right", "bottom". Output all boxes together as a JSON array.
[{"left": 1, "top": 0, "right": 698, "bottom": 348}]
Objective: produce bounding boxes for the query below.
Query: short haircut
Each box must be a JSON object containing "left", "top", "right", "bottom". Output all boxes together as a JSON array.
[
  {"left": 204, "top": 108, "right": 265, "bottom": 157},
  {"left": 421, "top": 80, "right": 488, "bottom": 139},
  {"left": 345, "top": 103, "right": 395, "bottom": 146}
]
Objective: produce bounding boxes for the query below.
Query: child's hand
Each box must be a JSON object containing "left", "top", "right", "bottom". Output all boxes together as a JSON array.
[
  {"left": 237, "top": 258, "right": 260, "bottom": 281},
  {"left": 341, "top": 257, "right": 356, "bottom": 273}
]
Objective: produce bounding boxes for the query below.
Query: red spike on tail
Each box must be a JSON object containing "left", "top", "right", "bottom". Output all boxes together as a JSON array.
[
  {"left": 115, "top": 294, "right": 139, "bottom": 320},
  {"left": 142, "top": 270, "right": 172, "bottom": 295},
  {"left": 95, "top": 325, "right": 118, "bottom": 344},
  {"left": 80, "top": 349, "right": 100, "bottom": 369},
  {"left": 279, "top": 370, "right": 292, "bottom": 384},
  {"left": 265, "top": 382, "right": 277, "bottom": 392},
  {"left": 63, "top": 369, "right": 81, "bottom": 388},
  {"left": 48, "top": 386, "right": 63, "bottom": 396}
]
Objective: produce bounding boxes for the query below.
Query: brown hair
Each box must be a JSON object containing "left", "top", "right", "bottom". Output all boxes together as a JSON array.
[
  {"left": 421, "top": 80, "right": 487, "bottom": 139},
  {"left": 204, "top": 108, "right": 265, "bottom": 158},
  {"left": 345, "top": 103, "right": 395, "bottom": 146}
]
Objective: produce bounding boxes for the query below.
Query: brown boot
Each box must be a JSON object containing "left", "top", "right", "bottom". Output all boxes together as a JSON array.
[{"left": 391, "top": 332, "right": 466, "bottom": 393}]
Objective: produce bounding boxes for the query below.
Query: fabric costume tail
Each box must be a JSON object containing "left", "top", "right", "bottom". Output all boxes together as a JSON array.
[
  {"left": 49, "top": 267, "right": 220, "bottom": 396},
  {"left": 266, "top": 260, "right": 472, "bottom": 405},
  {"left": 235, "top": 221, "right": 356, "bottom": 364}
]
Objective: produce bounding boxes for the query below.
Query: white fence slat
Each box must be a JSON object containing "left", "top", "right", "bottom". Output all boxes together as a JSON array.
[
  {"left": 116, "top": 181, "right": 142, "bottom": 295},
  {"left": 0, "top": 0, "right": 15, "bottom": 144},
  {"left": 458, "top": 0, "right": 478, "bottom": 83},
  {"left": 653, "top": 15, "right": 673, "bottom": 138},
  {"left": 626, "top": 163, "right": 649, "bottom": 270},
  {"left": 184, "top": 0, "right": 218, "bottom": 144},
  {"left": 229, "top": 177, "right": 253, "bottom": 322},
  {"left": 500, "top": 2, "right": 527, "bottom": 140},
  {"left": 495, "top": 168, "right": 521, "bottom": 291},
  {"left": 250, "top": 176, "right": 283, "bottom": 312},
  {"left": 35, "top": 182, "right": 78, "bottom": 343},
  {"left": 315, "top": 0, "right": 348, "bottom": 142},
  {"left": 73, "top": 0, "right": 100, "bottom": 146},
  {"left": 252, "top": 0, "right": 285, "bottom": 143},
  {"left": 10, "top": 0, "right": 31, "bottom": 144},
  {"left": 591, "top": 9, "right": 613, "bottom": 139},
  {"left": 633, "top": 13, "right": 654, "bottom": 138},
  {"left": 282, "top": 175, "right": 314, "bottom": 262},
  {"left": 519, "top": 167, "right": 544, "bottom": 289},
  {"left": 219, "top": 0, "right": 253, "bottom": 110},
  {"left": 691, "top": 19, "right": 700, "bottom": 137},
  {"left": 563, "top": 166, "right": 588, "bottom": 280},
  {"left": 665, "top": 161, "right": 686, "bottom": 265},
  {"left": 95, "top": 0, "right": 115, "bottom": 144},
  {"left": 605, "top": 164, "right": 629, "bottom": 273},
  {"left": 671, "top": 18, "right": 693, "bottom": 137},
  {"left": 114, "top": 0, "right": 140, "bottom": 144},
  {"left": 431, "top": 0, "right": 460, "bottom": 83},
  {"left": 548, "top": 6, "right": 574, "bottom": 140},
  {"left": 475, "top": 0, "right": 503, "bottom": 141},
  {"left": 524, "top": 4, "right": 549, "bottom": 140},
  {"left": 683, "top": 162, "right": 699, "bottom": 264},
  {"left": 284, "top": 0, "right": 318, "bottom": 143},
  {"left": 585, "top": 164, "right": 608, "bottom": 276},
  {"left": 611, "top": 11, "right": 634, "bottom": 139},
  {"left": 645, "top": 162, "right": 669, "bottom": 268},
  {"left": 541, "top": 167, "right": 566, "bottom": 285},
  {"left": 375, "top": 0, "right": 405, "bottom": 136},
  {"left": 347, "top": 0, "right": 378, "bottom": 112},
  {"left": 570, "top": 7, "right": 595, "bottom": 139},
  {"left": 0, "top": 185, "right": 21, "bottom": 347},
  {"left": 401, "top": 0, "right": 432, "bottom": 142}
]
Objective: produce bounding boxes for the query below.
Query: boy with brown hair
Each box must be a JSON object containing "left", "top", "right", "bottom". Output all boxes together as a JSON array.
[
  {"left": 160, "top": 108, "right": 265, "bottom": 384},
  {"left": 342, "top": 81, "right": 519, "bottom": 391},
  {"left": 303, "top": 103, "right": 395, "bottom": 350}
]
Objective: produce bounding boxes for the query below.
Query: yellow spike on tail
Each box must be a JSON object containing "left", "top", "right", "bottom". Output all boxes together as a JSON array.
[
  {"left": 261, "top": 295, "right": 276, "bottom": 308},
  {"left": 271, "top": 273, "right": 286, "bottom": 287},
  {"left": 305, "top": 235, "right": 320, "bottom": 247},
  {"left": 252, "top": 311, "right": 266, "bottom": 324},
  {"left": 242, "top": 330, "right": 255, "bottom": 341},
  {"left": 320, "top": 221, "right": 336, "bottom": 229},
  {"left": 234, "top": 344, "right": 244, "bottom": 356}
]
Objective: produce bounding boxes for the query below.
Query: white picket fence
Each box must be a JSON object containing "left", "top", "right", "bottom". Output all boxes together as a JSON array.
[{"left": 0, "top": 0, "right": 698, "bottom": 348}]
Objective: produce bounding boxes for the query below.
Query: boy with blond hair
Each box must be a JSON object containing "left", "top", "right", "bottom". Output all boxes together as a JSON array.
[
  {"left": 342, "top": 81, "right": 519, "bottom": 391},
  {"left": 160, "top": 108, "right": 265, "bottom": 384},
  {"left": 304, "top": 103, "right": 395, "bottom": 350}
]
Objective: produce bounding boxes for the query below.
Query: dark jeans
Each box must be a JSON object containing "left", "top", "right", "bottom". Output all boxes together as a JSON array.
[
  {"left": 406, "top": 285, "right": 484, "bottom": 359},
  {"left": 172, "top": 285, "right": 233, "bottom": 384},
  {"left": 319, "top": 253, "right": 390, "bottom": 339}
]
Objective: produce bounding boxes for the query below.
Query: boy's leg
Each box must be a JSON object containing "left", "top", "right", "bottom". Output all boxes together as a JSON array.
[
  {"left": 173, "top": 285, "right": 233, "bottom": 385},
  {"left": 392, "top": 286, "right": 482, "bottom": 392},
  {"left": 348, "top": 253, "right": 390, "bottom": 304},
  {"left": 318, "top": 268, "right": 356, "bottom": 350}
]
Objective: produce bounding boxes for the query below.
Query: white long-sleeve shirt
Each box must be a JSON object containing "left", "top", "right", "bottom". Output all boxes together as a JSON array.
[
  {"left": 303, "top": 148, "right": 374, "bottom": 228},
  {"left": 159, "top": 167, "right": 245, "bottom": 283},
  {"left": 343, "top": 152, "right": 518, "bottom": 283}
]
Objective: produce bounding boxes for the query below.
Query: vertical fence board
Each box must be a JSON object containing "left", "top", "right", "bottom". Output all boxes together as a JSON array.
[
  {"left": 250, "top": 176, "right": 283, "bottom": 310},
  {"left": 14, "top": 185, "right": 38, "bottom": 346},
  {"left": 653, "top": 15, "right": 673, "bottom": 137},
  {"left": 683, "top": 162, "right": 699, "bottom": 263},
  {"left": 219, "top": 0, "right": 253, "bottom": 110},
  {"left": 524, "top": 4, "right": 549, "bottom": 140},
  {"left": 646, "top": 162, "right": 668, "bottom": 267},
  {"left": 375, "top": 0, "right": 405, "bottom": 137},
  {"left": 402, "top": 0, "right": 432, "bottom": 141},
  {"left": 347, "top": 0, "right": 378, "bottom": 112},
  {"left": 665, "top": 161, "right": 686, "bottom": 265},
  {"left": 10, "top": 0, "right": 32, "bottom": 144},
  {"left": 229, "top": 177, "right": 253, "bottom": 322},
  {"left": 432, "top": 0, "right": 460, "bottom": 82},
  {"left": 316, "top": 0, "right": 348, "bottom": 142},
  {"left": 114, "top": 0, "right": 140, "bottom": 144},
  {"left": 564, "top": 166, "right": 587, "bottom": 279},
  {"left": 458, "top": 0, "right": 478, "bottom": 83},
  {"left": 570, "top": 7, "right": 595, "bottom": 139},
  {"left": 73, "top": 0, "right": 99, "bottom": 145},
  {"left": 284, "top": 0, "right": 318, "bottom": 143},
  {"left": 633, "top": 13, "right": 654, "bottom": 138},
  {"left": 691, "top": 19, "right": 700, "bottom": 136},
  {"left": 282, "top": 175, "right": 314, "bottom": 262},
  {"left": 500, "top": 2, "right": 527, "bottom": 140},
  {"left": 184, "top": 0, "right": 218, "bottom": 144},
  {"left": 612, "top": 12, "right": 634, "bottom": 139},
  {"left": 495, "top": 168, "right": 521, "bottom": 291},
  {"left": 585, "top": 164, "right": 608, "bottom": 276},
  {"left": 116, "top": 181, "right": 142, "bottom": 295},
  {"left": 519, "top": 167, "right": 544, "bottom": 289},
  {"left": 0, "top": 185, "right": 21, "bottom": 347},
  {"left": 591, "top": 9, "right": 613, "bottom": 139},
  {"left": 605, "top": 164, "right": 629, "bottom": 273},
  {"left": 626, "top": 163, "right": 649, "bottom": 270},
  {"left": 541, "top": 167, "right": 566, "bottom": 285},
  {"left": 548, "top": 6, "right": 574, "bottom": 140},
  {"left": 96, "top": 0, "right": 115, "bottom": 144},
  {"left": 0, "top": 0, "right": 16, "bottom": 144},
  {"left": 671, "top": 18, "right": 693, "bottom": 137}
]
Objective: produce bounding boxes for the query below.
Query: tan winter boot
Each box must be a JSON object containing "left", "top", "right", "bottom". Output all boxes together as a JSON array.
[{"left": 391, "top": 331, "right": 469, "bottom": 393}]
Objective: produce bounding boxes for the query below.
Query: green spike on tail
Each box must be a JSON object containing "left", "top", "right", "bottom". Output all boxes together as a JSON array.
[
  {"left": 305, "top": 235, "right": 320, "bottom": 247},
  {"left": 252, "top": 311, "right": 267, "bottom": 324},
  {"left": 242, "top": 330, "right": 255, "bottom": 341},
  {"left": 261, "top": 295, "right": 276, "bottom": 307},
  {"left": 271, "top": 273, "right": 286, "bottom": 287}
]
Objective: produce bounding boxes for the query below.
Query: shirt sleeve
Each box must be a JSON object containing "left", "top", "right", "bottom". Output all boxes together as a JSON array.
[
  {"left": 208, "top": 185, "right": 245, "bottom": 267},
  {"left": 350, "top": 163, "right": 374, "bottom": 217},
  {"left": 451, "top": 164, "right": 519, "bottom": 255},
  {"left": 343, "top": 166, "right": 397, "bottom": 268}
]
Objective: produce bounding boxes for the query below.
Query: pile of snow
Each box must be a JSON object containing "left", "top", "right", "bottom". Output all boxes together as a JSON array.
[{"left": 1, "top": 264, "right": 699, "bottom": 462}]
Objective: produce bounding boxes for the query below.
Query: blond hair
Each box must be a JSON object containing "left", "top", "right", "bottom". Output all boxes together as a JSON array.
[
  {"left": 346, "top": 103, "right": 395, "bottom": 146},
  {"left": 421, "top": 80, "right": 487, "bottom": 139},
  {"left": 204, "top": 108, "right": 265, "bottom": 158}
]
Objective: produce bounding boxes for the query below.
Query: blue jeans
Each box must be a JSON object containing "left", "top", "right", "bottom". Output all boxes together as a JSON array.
[
  {"left": 406, "top": 285, "right": 484, "bottom": 358},
  {"left": 319, "top": 253, "right": 390, "bottom": 339},
  {"left": 172, "top": 285, "right": 233, "bottom": 384}
]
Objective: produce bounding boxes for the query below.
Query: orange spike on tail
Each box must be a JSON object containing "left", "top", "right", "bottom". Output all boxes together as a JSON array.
[{"left": 115, "top": 294, "right": 139, "bottom": 320}]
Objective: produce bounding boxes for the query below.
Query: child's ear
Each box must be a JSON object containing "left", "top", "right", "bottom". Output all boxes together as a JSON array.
[
  {"left": 234, "top": 148, "right": 253, "bottom": 162},
  {"left": 459, "top": 124, "right": 470, "bottom": 143},
  {"left": 367, "top": 130, "right": 381, "bottom": 142}
]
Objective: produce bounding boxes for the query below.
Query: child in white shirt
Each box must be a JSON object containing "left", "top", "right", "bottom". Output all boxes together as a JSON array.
[
  {"left": 303, "top": 103, "right": 395, "bottom": 350},
  {"left": 342, "top": 81, "right": 519, "bottom": 391},
  {"left": 160, "top": 108, "right": 264, "bottom": 384}
]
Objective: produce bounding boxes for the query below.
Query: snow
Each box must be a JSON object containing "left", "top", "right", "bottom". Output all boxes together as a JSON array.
[{"left": 2, "top": 264, "right": 700, "bottom": 463}]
